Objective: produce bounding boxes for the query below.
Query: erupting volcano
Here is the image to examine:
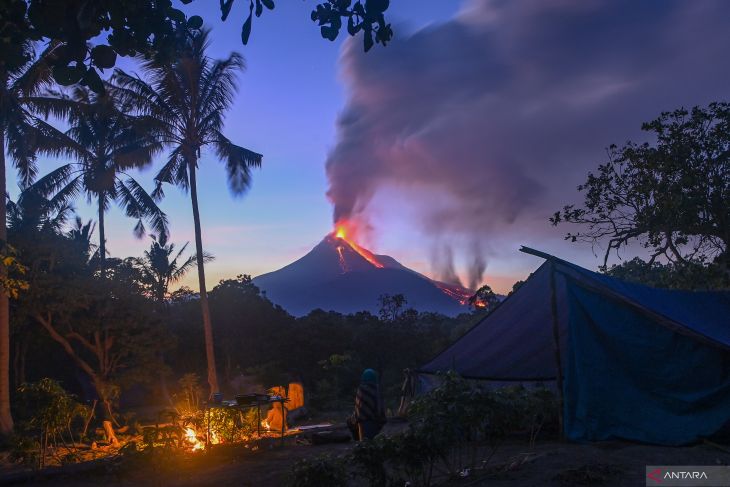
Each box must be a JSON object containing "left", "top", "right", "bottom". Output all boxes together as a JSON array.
[{"left": 253, "top": 223, "right": 473, "bottom": 316}]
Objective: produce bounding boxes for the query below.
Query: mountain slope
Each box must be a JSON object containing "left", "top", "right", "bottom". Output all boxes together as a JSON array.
[{"left": 253, "top": 234, "right": 471, "bottom": 316}]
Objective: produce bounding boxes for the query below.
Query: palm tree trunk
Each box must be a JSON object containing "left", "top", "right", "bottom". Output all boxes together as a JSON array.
[
  {"left": 0, "top": 129, "right": 14, "bottom": 435},
  {"left": 97, "top": 194, "right": 106, "bottom": 278},
  {"left": 188, "top": 160, "right": 219, "bottom": 395}
]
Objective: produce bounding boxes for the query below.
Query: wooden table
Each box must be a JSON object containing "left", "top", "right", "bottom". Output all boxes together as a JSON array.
[{"left": 204, "top": 397, "right": 287, "bottom": 447}]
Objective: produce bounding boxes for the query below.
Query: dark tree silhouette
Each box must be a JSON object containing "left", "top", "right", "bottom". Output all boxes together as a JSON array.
[
  {"left": 377, "top": 293, "right": 408, "bottom": 322},
  {"left": 2, "top": 0, "right": 391, "bottom": 92},
  {"left": 468, "top": 284, "right": 500, "bottom": 311},
  {"left": 30, "top": 85, "right": 168, "bottom": 277},
  {"left": 0, "top": 39, "right": 71, "bottom": 436},
  {"left": 135, "top": 233, "right": 211, "bottom": 305},
  {"left": 114, "top": 29, "right": 261, "bottom": 395},
  {"left": 552, "top": 103, "right": 730, "bottom": 274}
]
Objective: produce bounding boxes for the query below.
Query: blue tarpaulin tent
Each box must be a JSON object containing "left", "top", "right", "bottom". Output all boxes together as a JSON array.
[{"left": 418, "top": 247, "right": 730, "bottom": 445}]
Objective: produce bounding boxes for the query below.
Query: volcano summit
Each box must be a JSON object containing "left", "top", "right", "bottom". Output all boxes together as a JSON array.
[{"left": 253, "top": 232, "right": 472, "bottom": 317}]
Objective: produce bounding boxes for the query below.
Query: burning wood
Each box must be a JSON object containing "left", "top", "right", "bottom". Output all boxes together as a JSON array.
[{"left": 185, "top": 427, "right": 204, "bottom": 451}]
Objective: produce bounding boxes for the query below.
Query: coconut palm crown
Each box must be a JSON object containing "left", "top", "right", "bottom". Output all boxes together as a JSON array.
[{"left": 29, "top": 84, "right": 169, "bottom": 276}]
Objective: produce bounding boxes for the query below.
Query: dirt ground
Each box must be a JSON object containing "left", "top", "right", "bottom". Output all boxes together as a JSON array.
[{"left": 5, "top": 426, "right": 730, "bottom": 486}]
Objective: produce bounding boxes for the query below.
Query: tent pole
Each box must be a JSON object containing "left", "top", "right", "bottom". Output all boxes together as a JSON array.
[{"left": 549, "top": 262, "right": 565, "bottom": 441}]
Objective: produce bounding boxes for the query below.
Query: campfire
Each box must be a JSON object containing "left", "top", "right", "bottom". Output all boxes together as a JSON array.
[
  {"left": 176, "top": 383, "right": 305, "bottom": 453},
  {"left": 185, "top": 427, "right": 205, "bottom": 451}
]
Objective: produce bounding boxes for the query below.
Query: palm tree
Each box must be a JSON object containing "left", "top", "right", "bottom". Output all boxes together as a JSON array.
[
  {"left": 136, "top": 233, "right": 210, "bottom": 305},
  {"left": 0, "top": 40, "right": 71, "bottom": 435},
  {"left": 30, "top": 85, "right": 169, "bottom": 277},
  {"left": 7, "top": 185, "right": 73, "bottom": 236},
  {"left": 67, "top": 216, "right": 97, "bottom": 262},
  {"left": 114, "top": 30, "right": 262, "bottom": 395}
]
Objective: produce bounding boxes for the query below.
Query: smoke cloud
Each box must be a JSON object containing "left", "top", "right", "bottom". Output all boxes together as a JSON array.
[{"left": 326, "top": 0, "right": 730, "bottom": 287}]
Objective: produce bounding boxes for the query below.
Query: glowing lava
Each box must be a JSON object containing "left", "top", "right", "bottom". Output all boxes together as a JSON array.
[
  {"left": 336, "top": 246, "right": 348, "bottom": 273},
  {"left": 433, "top": 281, "right": 473, "bottom": 305},
  {"left": 333, "top": 223, "right": 384, "bottom": 269}
]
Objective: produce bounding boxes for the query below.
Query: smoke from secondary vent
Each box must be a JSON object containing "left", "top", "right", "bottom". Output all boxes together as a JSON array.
[
  {"left": 467, "top": 242, "right": 487, "bottom": 292},
  {"left": 430, "top": 244, "right": 462, "bottom": 287},
  {"left": 325, "top": 0, "right": 730, "bottom": 288}
]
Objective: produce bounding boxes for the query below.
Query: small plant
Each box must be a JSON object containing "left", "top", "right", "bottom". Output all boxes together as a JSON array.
[
  {"left": 350, "top": 436, "right": 391, "bottom": 486},
  {"left": 207, "top": 407, "right": 259, "bottom": 443},
  {"left": 176, "top": 373, "right": 204, "bottom": 416},
  {"left": 13, "top": 379, "right": 89, "bottom": 468},
  {"left": 288, "top": 454, "right": 348, "bottom": 487}
]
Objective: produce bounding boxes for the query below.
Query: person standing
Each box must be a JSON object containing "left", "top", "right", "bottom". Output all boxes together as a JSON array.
[{"left": 354, "top": 369, "right": 386, "bottom": 440}]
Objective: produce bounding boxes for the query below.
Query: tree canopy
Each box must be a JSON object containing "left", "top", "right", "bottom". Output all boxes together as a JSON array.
[
  {"left": 1, "top": 0, "right": 392, "bottom": 92},
  {"left": 551, "top": 102, "right": 730, "bottom": 276}
]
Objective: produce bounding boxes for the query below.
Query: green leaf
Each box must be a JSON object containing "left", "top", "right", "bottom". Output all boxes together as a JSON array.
[
  {"left": 52, "top": 64, "right": 84, "bottom": 86},
  {"left": 84, "top": 67, "right": 104, "bottom": 94},
  {"left": 347, "top": 16, "right": 360, "bottom": 36},
  {"left": 255, "top": 0, "right": 262, "bottom": 17},
  {"left": 168, "top": 8, "right": 186, "bottom": 23},
  {"left": 220, "top": 0, "right": 234, "bottom": 21},
  {"left": 241, "top": 9, "right": 253, "bottom": 44},
  {"left": 187, "top": 15, "right": 203, "bottom": 29},
  {"left": 321, "top": 25, "right": 338, "bottom": 41},
  {"left": 363, "top": 30, "right": 373, "bottom": 51},
  {"left": 261, "top": 0, "right": 274, "bottom": 9},
  {"left": 366, "top": 0, "right": 389, "bottom": 14},
  {"left": 90, "top": 45, "right": 117, "bottom": 69}
]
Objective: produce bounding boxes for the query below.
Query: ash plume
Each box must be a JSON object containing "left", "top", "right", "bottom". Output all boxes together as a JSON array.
[{"left": 325, "top": 0, "right": 730, "bottom": 282}]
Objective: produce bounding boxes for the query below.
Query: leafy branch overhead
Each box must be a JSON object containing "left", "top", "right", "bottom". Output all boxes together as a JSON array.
[
  {"left": 219, "top": 0, "right": 393, "bottom": 50},
  {"left": 2, "top": 0, "right": 392, "bottom": 93}
]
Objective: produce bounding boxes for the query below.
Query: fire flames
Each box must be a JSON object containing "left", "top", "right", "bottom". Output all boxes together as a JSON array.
[
  {"left": 333, "top": 222, "right": 384, "bottom": 269},
  {"left": 185, "top": 427, "right": 204, "bottom": 451}
]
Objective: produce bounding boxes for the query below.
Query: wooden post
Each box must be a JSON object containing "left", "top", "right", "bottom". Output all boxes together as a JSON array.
[
  {"left": 280, "top": 399, "right": 285, "bottom": 446},
  {"left": 206, "top": 405, "right": 210, "bottom": 449},
  {"left": 549, "top": 262, "right": 565, "bottom": 440}
]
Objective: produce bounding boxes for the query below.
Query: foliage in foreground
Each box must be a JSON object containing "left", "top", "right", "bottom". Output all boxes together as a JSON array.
[
  {"left": 289, "top": 373, "right": 558, "bottom": 487},
  {"left": 11, "top": 379, "right": 88, "bottom": 468},
  {"left": 288, "top": 454, "right": 349, "bottom": 487}
]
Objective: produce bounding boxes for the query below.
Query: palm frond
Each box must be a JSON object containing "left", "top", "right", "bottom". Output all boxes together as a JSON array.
[
  {"left": 214, "top": 131, "right": 263, "bottom": 196},
  {"left": 46, "top": 175, "right": 83, "bottom": 214},
  {"left": 10, "top": 41, "right": 62, "bottom": 97},
  {"left": 153, "top": 146, "right": 187, "bottom": 199},
  {"left": 27, "top": 164, "right": 74, "bottom": 197},
  {"left": 5, "top": 117, "right": 39, "bottom": 186},
  {"left": 115, "top": 177, "right": 169, "bottom": 239},
  {"left": 22, "top": 93, "right": 78, "bottom": 120}
]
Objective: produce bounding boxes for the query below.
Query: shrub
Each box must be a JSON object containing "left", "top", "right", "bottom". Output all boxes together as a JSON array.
[
  {"left": 288, "top": 454, "right": 348, "bottom": 487},
  {"left": 13, "top": 379, "right": 89, "bottom": 468}
]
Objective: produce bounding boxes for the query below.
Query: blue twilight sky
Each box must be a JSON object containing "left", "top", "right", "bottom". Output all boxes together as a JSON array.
[{"left": 14, "top": 0, "right": 730, "bottom": 294}]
